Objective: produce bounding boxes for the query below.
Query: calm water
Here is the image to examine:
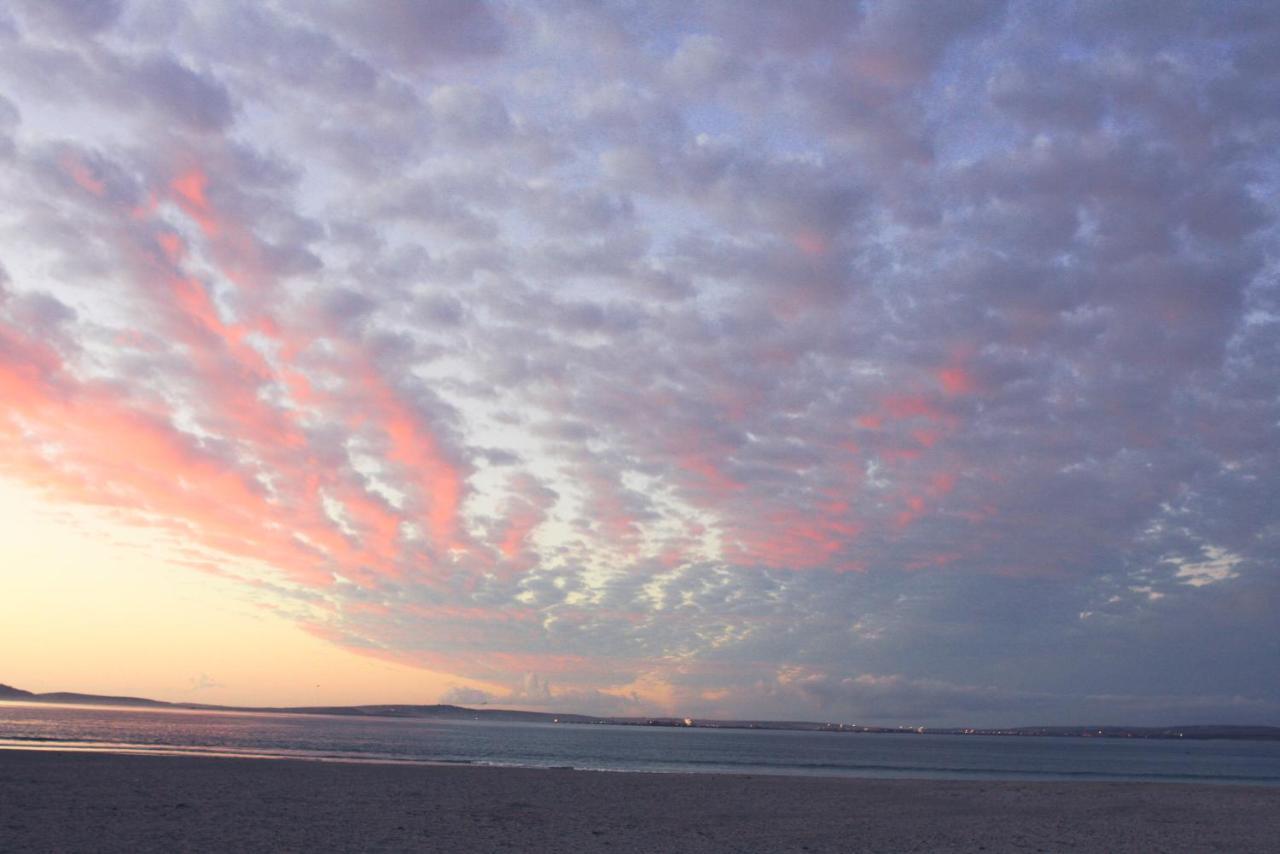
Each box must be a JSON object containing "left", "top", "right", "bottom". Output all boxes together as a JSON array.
[{"left": 2, "top": 702, "right": 1278, "bottom": 785}]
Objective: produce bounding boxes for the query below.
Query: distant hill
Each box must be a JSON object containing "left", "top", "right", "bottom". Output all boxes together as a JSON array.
[
  {"left": 32, "top": 692, "right": 170, "bottom": 708},
  {"left": 1, "top": 685, "right": 168, "bottom": 707},
  {"left": 0, "top": 684, "right": 592, "bottom": 724},
  {"left": 3, "top": 682, "right": 1277, "bottom": 739}
]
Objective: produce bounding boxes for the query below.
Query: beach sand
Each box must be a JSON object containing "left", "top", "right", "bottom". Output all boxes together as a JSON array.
[{"left": 1, "top": 749, "right": 1276, "bottom": 852}]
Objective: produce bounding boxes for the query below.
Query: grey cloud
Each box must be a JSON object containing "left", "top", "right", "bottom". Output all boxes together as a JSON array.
[
  {"left": 428, "top": 85, "right": 512, "bottom": 146},
  {"left": 8, "top": 290, "right": 77, "bottom": 333},
  {"left": 856, "top": 0, "right": 1006, "bottom": 82},
  {"left": 319, "top": 287, "right": 377, "bottom": 329},
  {"left": 416, "top": 293, "right": 469, "bottom": 327},
  {"left": 316, "top": 0, "right": 505, "bottom": 70},
  {"left": 129, "top": 54, "right": 234, "bottom": 132},
  {"left": 0, "top": 94, "right": 16, "bottom": 158},
  {"left": 14, "top": 0, "right": 122, "bottom": 37},
  {"left": 0, "top": 93, "right": 18, "bottom": 129},
  {"left": 373, "top": 175, "right": 500, "bottom": 241},
  {"left": 663, "top": 34, "right": 739, "bottom": 90},
  {"left": 184, "top": 4, "right": 380, "bottom": 99},
  {"left": 988, "top": 61, "right": 1106, "bottom": 131},
  {"left": 701, "top": 0, "right": 864, "bottom": 55}
]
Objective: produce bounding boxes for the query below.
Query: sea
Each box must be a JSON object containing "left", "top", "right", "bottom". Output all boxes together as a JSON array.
[{"left": 2, "top": 702, "right": 1278, "bottom": 786}]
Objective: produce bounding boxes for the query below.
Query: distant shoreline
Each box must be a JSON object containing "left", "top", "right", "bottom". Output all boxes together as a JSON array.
[
  {"left": 3, "top": 682, "right": 1278, "bottom": 741},
  {"left": 2, "top": 749, "right": 1278, "bottom": 853}
]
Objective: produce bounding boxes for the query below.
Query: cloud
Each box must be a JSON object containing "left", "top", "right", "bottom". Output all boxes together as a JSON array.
[
  {"left": 311, "top": 0, "right": 506, "bottom": 70},
  {"left": 187, "top": 673, "right": 225, "bottom": 692},
  {"left": 0, "top": 92, "right": 19, "bottom": 157},
  {"left": 0, "top": 0, "right": 1276, "bottom": 726},
  {"left": 128, "top": 54, "right": 235, "bottom": 132},
  {"left": 13, "top": 0, "right": 123, "bottom": 38},
  {"left": 439, "top": 685, "right": 491, "bottom": 706}
]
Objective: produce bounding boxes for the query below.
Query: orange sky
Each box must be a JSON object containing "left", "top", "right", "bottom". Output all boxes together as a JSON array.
[{"left": 0, "top": 479, "right": 496, "bottom": 707}]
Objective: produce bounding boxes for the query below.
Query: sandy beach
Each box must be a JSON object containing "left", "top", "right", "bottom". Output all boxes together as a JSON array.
[{"left": 0, "top": 749, "right": 1276, "bottom": 852}]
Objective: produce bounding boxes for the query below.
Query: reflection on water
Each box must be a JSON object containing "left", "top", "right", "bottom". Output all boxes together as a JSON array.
[{"left": 2, "top": 702, "right": 1278, "bottom": 785}]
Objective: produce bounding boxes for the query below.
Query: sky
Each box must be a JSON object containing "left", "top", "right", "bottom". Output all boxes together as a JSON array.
[{"left": 0, "top": 0, "right": 1277, "bottom": 728}]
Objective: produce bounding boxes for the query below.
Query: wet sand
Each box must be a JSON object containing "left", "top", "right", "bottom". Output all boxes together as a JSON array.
[{"left": 1, "top": 749, "right": 1276, "bottom": 852}]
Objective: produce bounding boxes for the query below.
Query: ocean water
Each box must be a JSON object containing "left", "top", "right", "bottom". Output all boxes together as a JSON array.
[{"left": 2, "top": 702, "right": 1278, "bottom": 785}]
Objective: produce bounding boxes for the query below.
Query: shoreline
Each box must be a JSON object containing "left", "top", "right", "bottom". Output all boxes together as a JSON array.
[
  {"left": 2, "top": 749, "right": 1278, "bottom": 852},
  {"left": 3, "top": 740, "right": 1278, "bottom": 787},
  {"left": 5, "top": 697, "right": 1278, "bottom": 743}
]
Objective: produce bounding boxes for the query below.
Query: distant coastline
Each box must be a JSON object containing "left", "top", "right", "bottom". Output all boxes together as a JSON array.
[{"left": 3, "top": 682, "right": 1276, "bottom": 741}]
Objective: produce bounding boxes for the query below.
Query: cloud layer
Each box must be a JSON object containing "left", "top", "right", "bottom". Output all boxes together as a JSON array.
[{"left": 1, "top": 0, "right": 1277, "bottom": 725}]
